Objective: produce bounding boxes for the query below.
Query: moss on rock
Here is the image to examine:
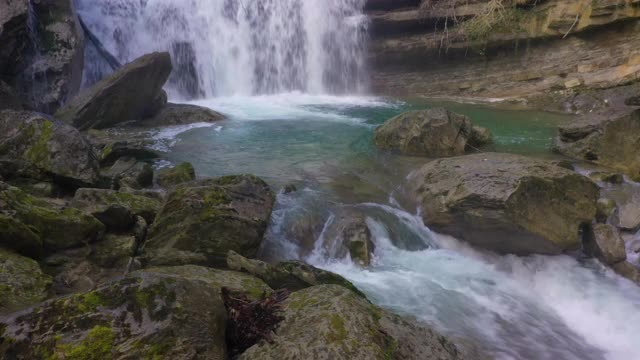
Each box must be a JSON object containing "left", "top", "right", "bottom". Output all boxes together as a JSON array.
[
  {"left": 0, "top": 247, "right": 52, "bottom": 315},
  {"left": 156, "top": 162, "right": 196, "bottom": 188}
]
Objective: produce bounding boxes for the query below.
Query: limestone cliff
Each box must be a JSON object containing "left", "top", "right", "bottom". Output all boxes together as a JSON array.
[{"left": 367, "top": 0, "right": 640, "bottom": 107}]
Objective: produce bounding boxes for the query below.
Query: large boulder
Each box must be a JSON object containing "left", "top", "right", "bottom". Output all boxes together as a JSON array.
[
  {"left": 374, "top": 108, "right": 492, "bottom": 157},
  {"left": 101, "top": 157, "right": 154, "bottom": 190},
  {"left": 239, "top": 285, "right": 464, "bottom": 360},
  {"left": 55, "top": 52, "right": 172, "bottom": 130},
  {"left": 0, "top": 110, "right": 101, "bottom": 187},
  {"left": 0, "top": 267, "right": 249, "bottom": 359},
  {"left": 0, "top": 248, "right": 52, "bottom": 315},
  {"left": 70, "top": 188, "right": 162, "bottom": 231},
  {"left": 0, "top": 184, "right": 104, "bottom": 250},
  {"left": 408, "top": 153, "right": 599, "bottom": 255},
  {"left": 141, "top": 175, "right": 275, "bottom": 267},
  {"left": 1, "top": 0, "right": 84, "bottom": 113},
  {"left": 0, "top": 211, "right": 42, "bottom": 258},
  {"left": 133, "top": 103, "right": 225, "bottom": 127},
  {"left": 554, "top": 110, "right": 640, "bottom": 181}
]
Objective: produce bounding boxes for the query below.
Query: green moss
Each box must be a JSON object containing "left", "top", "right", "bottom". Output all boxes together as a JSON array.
[
  {"left": 383, "top": 337, "right": 398, "bottom": 360},
  {"left": 326, "top": 314, "right": 347, "bottom": 343},
  {"left": 25, "top": 120, "right": 53, "bottom": 166},
  {"left": 157, "top": 162, "right": 195, "bottom": 187},
  {"left": 78, "top": 292, "right": 105, "bottom": 312},
  {"left": 56, "top": 325, "right": 115, "bottom": 360},
  {"left": 241, "top": 278, "right": 268, "bottom": 299}
]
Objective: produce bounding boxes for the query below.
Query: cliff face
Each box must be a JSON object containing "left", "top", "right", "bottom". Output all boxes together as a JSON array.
[{"left": 367, "top": 0, "right": 640, "bottom": 106}]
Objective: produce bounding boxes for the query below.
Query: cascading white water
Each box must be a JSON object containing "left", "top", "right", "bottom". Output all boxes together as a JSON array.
[{"left": 76, "top": 0, "right": 368, "bottom": 98}]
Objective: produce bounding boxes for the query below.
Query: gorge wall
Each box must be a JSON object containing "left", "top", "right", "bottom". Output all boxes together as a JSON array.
[{"left": 366, "top": 0, "right": 640, "bottom": 108}]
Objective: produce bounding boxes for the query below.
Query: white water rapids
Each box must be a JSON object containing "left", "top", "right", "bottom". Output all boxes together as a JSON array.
[{"left": 75, "top": 1, "right": 640, "bottom": 359}]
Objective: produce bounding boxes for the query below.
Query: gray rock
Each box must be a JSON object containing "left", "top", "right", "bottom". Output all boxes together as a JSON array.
[
  {"left": 134, "top": 103, "right": 225, "bottom": 127},
  {"left": 612, "top": 261, "right": 640, "bottom": 285},
  {"left": 584, "top": 224, "right": 627, "bottom": 265},
  {"left": 102, "top": 157, "right": 154, "bottom": 190},
  {"left": 1, "top": 0, "right": 84, "bottom": 113},
  {"left": 0, "top": 268, "right": 236, "bottom": 359},
  {"left": 409, "top": 153, "right": 599, "bottom": 255},
  {"left": 239, "top": 285, "right": 464, "bottom": 360},
  {"left": 142, "top": 175, "right": 275, "bottom": 268},
  {"left": 613, "top": 197, "right": 640, "bottom": 231},
  {"left": 0, "top": 248, "right": 52, "bottom": 315},
  {"left": 374, "top": 108, "right": 491, "bottom": 157},
  {"left": 554, "top": 109, "right": 640, "bottom": 181},
  {"left": 0, "top": 110, "right": 101, "bottom": 187},
  {"left": 55, "top": 52, "right": 172, "bottom": 130}
]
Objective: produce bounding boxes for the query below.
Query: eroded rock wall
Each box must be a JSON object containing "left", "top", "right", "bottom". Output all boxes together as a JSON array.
[{"left": 368, "top": 0, "right": 640, "bottom": 104}]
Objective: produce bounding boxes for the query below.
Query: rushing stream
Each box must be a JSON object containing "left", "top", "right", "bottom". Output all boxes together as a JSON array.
[{"left": 77, "top": 1, "right": 640, "bottom": 359}]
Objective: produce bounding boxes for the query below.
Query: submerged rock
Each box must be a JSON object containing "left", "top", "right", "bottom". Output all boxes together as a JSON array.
[
  {"left": 409, "top": 153, "right": 599, "bottom": 255},
  {"left": 373, "top": 108, "right": 492, "bottom": 157},
  {"left": 142, "top": 175, "right": 275, "bottom": 267},
  {"left": 156, "top": 162, "right": 196, "bottom": 187},
  {"left": 133, "top": 103, "right": 225, "bottom": 127},
  {"left": 584, "top": 224, "right": 627, "bottom": 265},
  {"left": 55, "top": 52, "right": 172, "bottom": 130},
  {"left": 227, "top": 251, "right": 365, "bottom": 296},
  {"left": 239, "top": 284, "right": 464, "bottom": 360},
  {"left": 70, "top": 188, "right": 161, "bottom": 231},
  {"left": 554, "top": 109, "right": 640, "bottom": 181},
  {"left": 0, "top": 110, "right": 101, "bottom": 187},
  {"left": 0, "top": 184, "right": 104, "bottom": 251},
  {"left": 0, "top": 248, "right": 52, "bottom": 315}
]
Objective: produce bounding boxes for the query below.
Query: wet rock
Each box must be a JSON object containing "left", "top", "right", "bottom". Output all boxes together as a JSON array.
[
  {"left": 373, "top": 108, "right": 492, "bottom": 157},
  {"left": 97, "top": 139, "right": 159, "bottom": 166},
  {"left": 611, "top": 261, "right": 640, "bottom": 285},
  {"left": 0, "top": 248, "right": 52, "bottom": 315},
  {"left": 469, "top": 125, "right": 494, "bottom": 148},
  {"left": 321, "top": 210, "right": 375, "bottom": 266},
  {"left": 0, "top": 268, "right": 234, "bottom": 359},
  {"left": 239, "top": 285, "right": 464, "bottom": 360},
  {"left": 0, "top": 110, "right": 101, "bottom": 187},
  {"left": 227, "top": 251, "right": 365, "bottom": 296},
  {"left": 409, "top": 153, "right": 599, "bottom": 255},
  {"left": 281, "top": 183, "right": 298, "bottom": 194},
  {"left": 0, "top": 184, "right": 104, "bottom": 250},
  {"left": 142, "top": 175, "right": 275, "bottom": 267},
  {"left": 102, "top": 157, "right": 154, "bottom": 190},
  {"left": 70, "top": 188, "right": 162, "bottom": 230},
  {"left": 133, "top": 103, "right": 225, "bottom": 127},
  {"left": 584, "top": 224, "right": 627, "bottom": 265},
  {"left": 55, "top": 52, "right": 172, "bottom": 130},
  {"left": 588, "top": 171, "right": 624, "bottom": 184},
  {"left": 1, "top": 0, "right": 84, "bottom": 113},
  {"left": 612, "top": 197, "right": 640, "bottom": 231},
  {"left": 595, "top": 198, "right": 617, "bottom": 223},
  {"left": 156, "top": 162, "right": 196, "bottom": 188},
  {"left": 554, "top": 110, "right": 640, "bottom": 181}
]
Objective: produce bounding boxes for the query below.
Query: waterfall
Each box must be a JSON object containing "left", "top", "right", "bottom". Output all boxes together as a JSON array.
[{"left": 76, "top": 0, "right": 369, "bottom": 99}]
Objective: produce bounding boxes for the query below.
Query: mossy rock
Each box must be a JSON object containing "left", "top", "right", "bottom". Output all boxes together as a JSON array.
[
  {"left": 0, "top": 247, "right": 52, "bottom": 315},
  {"left": 0, "top": 185, "right": 105, "bottom": 250},
  {"left": 89, "top": 234, "right": 137, "bottom": 269},
  {"left": 70, "top": 188, "right": 162, "bottom": 231},
  {"left": 227, "top": 251, "right": 366, "bottom": 297},
  {"left": 0, "top": 110, "right": 100, "bottom": 188},
  {"left": 156, "top": 162, "right": 196, "bottom": 188},
  {"left": 0, "top": 214, "right": 42, "bottom": 258},
  {"left": 239, "top": 285, "right": 463, "bottom": 360},
  {"left": 409, "top": 153, "right": 599, "bottom": 255},
  {"left": 0, "top": 268, "right": 227, "bottom": 359},
  {"left": 142, "top": 175, "right": 275, "bottom": 267},
  {"left": 102, "top": 157, "right": 154, "bottom": 190}
]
